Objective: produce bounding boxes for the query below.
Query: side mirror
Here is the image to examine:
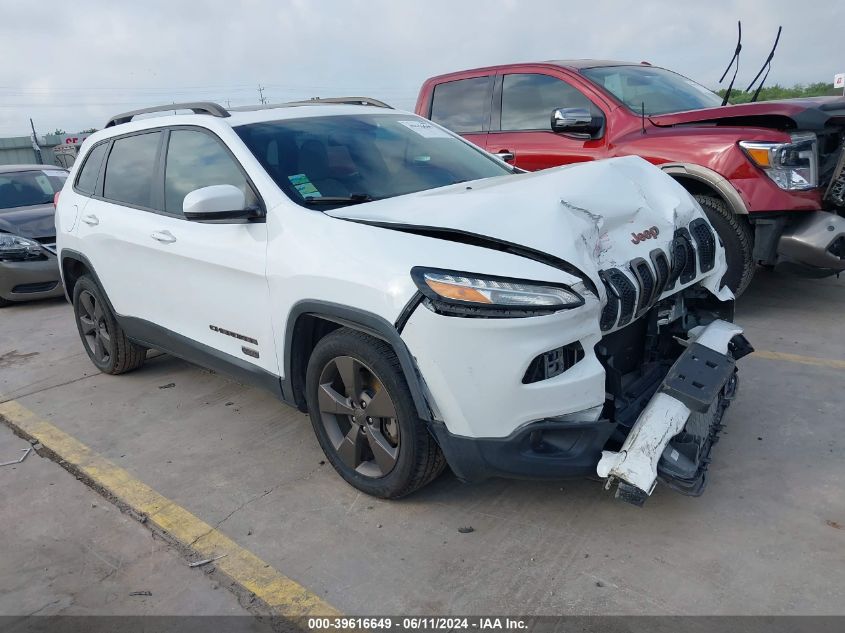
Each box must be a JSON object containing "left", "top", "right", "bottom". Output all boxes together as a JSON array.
[
  {"left": 551, "top": 108, "right": 603, "bottom": 137},
  {"left": 183, "top": 185, "right": 259, "bottom": 221}
]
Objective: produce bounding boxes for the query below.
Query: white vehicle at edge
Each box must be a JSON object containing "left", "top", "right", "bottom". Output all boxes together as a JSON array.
[{"left": 55, "top": 99, "right": 752, "bottom": 505}]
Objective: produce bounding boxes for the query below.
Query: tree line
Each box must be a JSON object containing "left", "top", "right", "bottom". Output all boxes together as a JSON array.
[{"left": 716, "top": 82, "right": 841, "bottom": 104}]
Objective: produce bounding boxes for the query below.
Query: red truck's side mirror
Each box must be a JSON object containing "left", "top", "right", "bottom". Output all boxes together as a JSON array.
[{"left": 551, "top": 108, "right": 604, "bottom": 138}]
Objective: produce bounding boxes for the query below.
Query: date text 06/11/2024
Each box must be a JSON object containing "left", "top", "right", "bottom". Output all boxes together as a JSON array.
[{"left": 306, "top": 617, "right": 529, "bottom": 630}]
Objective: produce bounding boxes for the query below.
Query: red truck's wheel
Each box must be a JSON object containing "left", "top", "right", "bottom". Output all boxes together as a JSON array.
[{"left": 694, "top": 195, "right": 754, "bottom": 296}]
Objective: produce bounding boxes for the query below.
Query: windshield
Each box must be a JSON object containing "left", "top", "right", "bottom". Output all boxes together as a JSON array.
[
  {"left": 581, "top": 66, "right": 723, "bottom": 115},
  {"left": 0, "top": 169, "right": 67, "bottom": 210},
  {"left": 235, "top": 113, "right": 512, "bottom": 208}
]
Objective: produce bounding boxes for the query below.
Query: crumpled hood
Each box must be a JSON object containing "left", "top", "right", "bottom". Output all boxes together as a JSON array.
[
  {"left": 0, "top": 203, "right": 56, "bottom": 239},
  {"left": 328, "top": 155, "right": 725, "bottom": 298},
  {"left": 648, "top": 96, "right": 845, "bottom": 130}
]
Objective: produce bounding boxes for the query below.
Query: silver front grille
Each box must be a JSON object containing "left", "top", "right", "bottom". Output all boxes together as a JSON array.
[{"left": 825, "top": 148, "right": 845, "bottom": 207}]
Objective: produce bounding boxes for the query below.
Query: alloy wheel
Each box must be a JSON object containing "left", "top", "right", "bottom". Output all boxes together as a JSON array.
[
  {"left": 317, "top": 356, "right": 400, "bottom": 478},
  {"left": 77, "top": 289, "right": 111, "bottom": 364}
]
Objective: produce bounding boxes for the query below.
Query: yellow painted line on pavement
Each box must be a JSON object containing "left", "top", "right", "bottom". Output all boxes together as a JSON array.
[
  {"left": 0, "top": 400, "right": 341, "bottom": 618},
  {"left": 753, "top": 349, "right": 845, "bottom": 370}
]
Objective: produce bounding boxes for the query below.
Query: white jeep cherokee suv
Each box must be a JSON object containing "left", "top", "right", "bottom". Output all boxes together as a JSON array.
[{"left": 56, "top": 99, "right": 751, "bottom": 505}]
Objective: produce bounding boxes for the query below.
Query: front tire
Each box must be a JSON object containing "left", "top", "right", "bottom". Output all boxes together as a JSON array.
[
  {"left": 694, "top": 194, "right": 755, "bottom": 296},
  {"left": 305, "top": 328, "right": 445, "bottom": 498},
  {"left": 72, "top": 275, "right": 146, "bottom": 375}
]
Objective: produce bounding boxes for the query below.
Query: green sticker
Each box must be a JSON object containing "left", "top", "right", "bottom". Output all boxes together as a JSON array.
[
  {"left": 288, "top": 173, "right": 321, "bottom": 198},
  {"left": 296, "top": 182, "right": 319, "bottom": 195}
]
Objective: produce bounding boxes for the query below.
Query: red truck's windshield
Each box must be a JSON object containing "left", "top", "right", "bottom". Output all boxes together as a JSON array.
[{"left": 582, "top": 65, "right": 723, "bottom": 116}]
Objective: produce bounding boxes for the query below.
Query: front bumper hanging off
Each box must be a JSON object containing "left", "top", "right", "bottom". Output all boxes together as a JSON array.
[{"left": 596, "top": 319, "right": 752, "bottom": 506}]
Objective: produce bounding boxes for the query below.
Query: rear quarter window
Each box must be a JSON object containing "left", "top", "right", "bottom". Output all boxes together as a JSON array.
[{"left": 75, "top": 142, "right": 108, "bottom": 195}]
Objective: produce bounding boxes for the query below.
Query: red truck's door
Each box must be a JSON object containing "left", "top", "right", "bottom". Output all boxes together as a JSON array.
[
  {"left": 423, "top": 74, "right": 494, "bottom": 152},
  {"left": 487, "top": 71, "right": 609, "bottom": 171}
]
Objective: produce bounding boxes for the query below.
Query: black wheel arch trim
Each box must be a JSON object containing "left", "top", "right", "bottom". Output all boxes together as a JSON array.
[
  {"left": 394, "top": 291, "right": 424, "bottom": 334},
  {"left": 60, "top": 249, "right": 113, "bottom": 308},
  {"left": 283, "top": 300, "right": 433, "bottom": 422}
]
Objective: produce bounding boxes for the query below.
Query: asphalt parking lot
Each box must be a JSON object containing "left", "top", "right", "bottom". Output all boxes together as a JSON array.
[{"left": 1, "top": 269, "right": 844, "bottom": 617}]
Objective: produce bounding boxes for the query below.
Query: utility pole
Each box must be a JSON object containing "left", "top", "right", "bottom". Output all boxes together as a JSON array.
[
  {"left": 29, "top": 118, "right": 43, "bottom": 165},
  {"left": 257, "top": 84, "right": 267, "bottom": 105}
]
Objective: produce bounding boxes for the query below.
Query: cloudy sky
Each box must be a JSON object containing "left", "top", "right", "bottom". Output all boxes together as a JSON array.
[{"left": 1, "top": 0, "right": 842, "bottom": 136}]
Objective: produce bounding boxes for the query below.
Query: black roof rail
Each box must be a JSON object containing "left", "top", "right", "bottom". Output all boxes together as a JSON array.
[
  {"left": 229, "top": 96, "right": 393, "bottom": 112},
  {"left": 105, "top": 102, "right": 230, "bottom": 128}
]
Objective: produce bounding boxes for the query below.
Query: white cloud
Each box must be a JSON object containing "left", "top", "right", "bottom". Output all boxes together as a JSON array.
[{"left": 1, "top": 0, "right": 842, "bottom": 135}]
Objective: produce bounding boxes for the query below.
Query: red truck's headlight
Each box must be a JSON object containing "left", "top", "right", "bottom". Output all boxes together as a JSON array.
[{"left": 740, "top": 132, "right": 818, "bottom": 191}]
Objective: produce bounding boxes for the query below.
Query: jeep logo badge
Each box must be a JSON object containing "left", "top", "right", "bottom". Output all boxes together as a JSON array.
[{"left": 631, "top": 226, "right": 660, "bottom": 244}]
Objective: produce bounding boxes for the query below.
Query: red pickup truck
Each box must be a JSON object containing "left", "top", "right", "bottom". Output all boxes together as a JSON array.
[{"left": 415, "top": 60, "right": 845, "bottom": 294}]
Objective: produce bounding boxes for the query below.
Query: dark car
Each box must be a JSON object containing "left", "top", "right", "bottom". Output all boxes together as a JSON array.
[{"left": 0, "top": 164, "right": 67, "bottom": 306}]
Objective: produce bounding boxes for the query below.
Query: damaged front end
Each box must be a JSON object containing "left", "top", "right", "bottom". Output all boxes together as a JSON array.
[
  {"left": 595, "top": 305, "right": 753, "bottom": 505},
  {"left": 331, "top": 156, "right": 752, "bottom": 505}
]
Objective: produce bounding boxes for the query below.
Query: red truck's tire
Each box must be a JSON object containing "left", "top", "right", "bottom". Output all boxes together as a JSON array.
[{"left": 694, "top": 195, "right": 754, "bottom": 297}]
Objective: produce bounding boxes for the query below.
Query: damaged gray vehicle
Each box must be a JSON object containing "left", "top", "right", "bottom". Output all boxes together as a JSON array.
[{"left": 0, "top": 165, "right": 67, "bottom": 306}]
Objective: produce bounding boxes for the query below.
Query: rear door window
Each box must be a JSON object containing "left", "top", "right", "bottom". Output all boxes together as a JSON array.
[
  {"left": 430, "top": 76, "right": 493, "bottom": 134},
  {"left": 103, "top": 132, "right": 161, "bottom": 209},
  {"left": 75, "top": 142, "right": 108, "bottom": 195},
  {"left": 164, "top": 129, "right": 255, "bottom": 215},
  {"left": 501, "top": 74, "right": 593, "bottom": 131}
]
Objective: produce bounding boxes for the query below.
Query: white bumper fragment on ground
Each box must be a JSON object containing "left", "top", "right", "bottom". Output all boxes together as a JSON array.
[{"left": 596, "top": 319, "right": 743, "bottom": 500}]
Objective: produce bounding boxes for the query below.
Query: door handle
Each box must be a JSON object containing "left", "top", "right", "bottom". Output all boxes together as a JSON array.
[
  {"left": 150, "top": 230, "right": 176, "bottom": 244},
  {"left": 82, "top": 213, "right": 99, "bottom": 226},
  {"left": 494, "top": 150, "right": 515, "bottom": 162}
]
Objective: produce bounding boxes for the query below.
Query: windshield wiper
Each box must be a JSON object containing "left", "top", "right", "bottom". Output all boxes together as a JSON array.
[
  {"left": 718, "top": 21, "right": 742, "bottom": 106},
  {"left": 745, "top": 25, "right": 783, "bottom": 103},
  {"left": 303, "top": 194, "right": 375, "bottom": 205}
]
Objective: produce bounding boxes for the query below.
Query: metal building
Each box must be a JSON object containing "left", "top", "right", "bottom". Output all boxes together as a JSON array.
[{"left": 0, "top": 132, "right": 94, "bottom": 168}]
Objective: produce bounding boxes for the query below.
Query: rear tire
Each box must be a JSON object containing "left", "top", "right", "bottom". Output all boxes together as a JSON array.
[
  {"left": 694, "top": 194, "right": 755, "bottom": 296},
  {"left": 72, "top": 275, "right": 146, "bottom": 375},
  {"left": 305, "top": 327, "right": 446, "bottom": 498}
]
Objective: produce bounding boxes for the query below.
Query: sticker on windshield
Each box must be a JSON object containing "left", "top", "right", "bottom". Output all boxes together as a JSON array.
[
  {"left": 288, "top": 173, "right": 321, "bottom": 198},
  {"left": 33, "top": 174, "right": 54, "bottom": 195},
  {"left": 397, "top": 120, "right": 452, "bottom": 139},
  {"left": 42, "top": 170, "right": 66, "bottom": 179}
]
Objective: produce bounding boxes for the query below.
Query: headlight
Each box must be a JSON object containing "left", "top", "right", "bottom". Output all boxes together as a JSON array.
[
  {"left": 0, "top": 233, "right": 44, "bottom": 261},
  {"left": 739, "top": 132, "right": 818, "bottom": 191},
  {"left": 411, "top": 267, "right": 584, "bottom": 317}
]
